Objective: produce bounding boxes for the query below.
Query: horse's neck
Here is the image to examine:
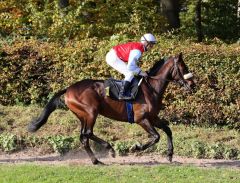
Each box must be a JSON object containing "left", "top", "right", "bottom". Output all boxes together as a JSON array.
[
  {"left": 151, "top": 76, "right": 169, "bottom": 100},
  {"left": 141, "top": 59, "right": 173, "bottom": 114},
  {"left": 150, "top": 61, "right": 172, "bottom": 98},
  {"left": 141, "top": 78, "right": 169, "bottom": 115}
]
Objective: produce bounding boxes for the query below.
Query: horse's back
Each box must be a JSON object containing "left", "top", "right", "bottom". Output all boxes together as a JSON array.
[
  {"left": 65, "top": 79, "right": 128, "bottom": 121},
  {"left": 64, "top": 79, "right": 105, "bottom": 109},
  {"left": 67, "top": 79, "right": 104, "bottom": 94}
]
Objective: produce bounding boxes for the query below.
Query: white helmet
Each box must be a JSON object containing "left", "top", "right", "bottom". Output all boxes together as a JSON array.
[{"left": 140, "top": 33, "right": 157, "bottom": 44}]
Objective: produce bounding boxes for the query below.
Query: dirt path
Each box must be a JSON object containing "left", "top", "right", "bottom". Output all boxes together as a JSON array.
[{"left": 0, "top": 150, "right": 239, "bottom": 169}]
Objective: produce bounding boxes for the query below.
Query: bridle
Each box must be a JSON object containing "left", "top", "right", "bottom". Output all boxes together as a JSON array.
[
  {"left": 171, "top": 58, "right": 193, "bottom": 90},
  {"left": 143, "top": 57, "right": 194, "bottom": 94}
]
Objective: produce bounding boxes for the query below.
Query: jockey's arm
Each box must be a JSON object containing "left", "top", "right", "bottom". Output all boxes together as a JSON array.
[{"left": 127, "top": 49, "right": 142, "bottom": 75}]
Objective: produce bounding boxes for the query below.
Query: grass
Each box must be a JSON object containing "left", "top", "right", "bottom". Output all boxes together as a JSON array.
[
  {"left": 0, "top": 105, "right": 239, "bottom": 159},
  {"left": 0, "top": 164, "right": 239, "bottom": 183},
  {"left": 0, "top": 105, "right": 239, "bottom": 183}
]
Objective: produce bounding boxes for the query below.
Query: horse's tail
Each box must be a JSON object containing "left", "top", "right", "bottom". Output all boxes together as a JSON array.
[{"left": 27, "top": 88, "right": 67, "bottom": 133}]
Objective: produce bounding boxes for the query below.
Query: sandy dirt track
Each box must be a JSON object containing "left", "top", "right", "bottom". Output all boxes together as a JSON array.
[{"left": 0, "top": 150, "right": 239, "bottom": 169}]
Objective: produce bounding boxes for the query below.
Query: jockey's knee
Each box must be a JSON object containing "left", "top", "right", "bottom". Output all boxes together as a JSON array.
[{"left": 124, "top": 73, "right": 134, "bottom": 82}]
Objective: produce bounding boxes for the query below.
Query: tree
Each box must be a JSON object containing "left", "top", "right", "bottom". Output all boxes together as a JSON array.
[
  {"left": 195, "top": 0, "right": 203, "bottom": 42},
  {"left": 160, "top": 0, "right": 180, "bottom": 29},
  {"left": 238, "top": 0, "right": 240, "bottom": 18},
  {"left": 58, "top": 0, "right": 69, "bottom": 9}
]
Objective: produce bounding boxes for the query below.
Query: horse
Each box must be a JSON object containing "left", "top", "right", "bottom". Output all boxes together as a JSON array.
[{"left": 28, "top": 52, "right": 196, "bottom": 165}]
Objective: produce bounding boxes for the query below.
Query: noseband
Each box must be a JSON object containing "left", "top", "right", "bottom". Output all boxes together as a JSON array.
[{"left": 171, "top": 58, "right": 193, "bottom": 90}]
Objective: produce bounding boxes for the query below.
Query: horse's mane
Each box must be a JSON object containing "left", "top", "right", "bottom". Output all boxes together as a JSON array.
[{"left": 147, "top": 58, "right": 166, "bottom": 76}]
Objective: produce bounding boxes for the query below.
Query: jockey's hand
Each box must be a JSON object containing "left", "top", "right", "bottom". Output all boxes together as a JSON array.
[{"left": 139, "top": 71, "right": 148, "bottom": 77}]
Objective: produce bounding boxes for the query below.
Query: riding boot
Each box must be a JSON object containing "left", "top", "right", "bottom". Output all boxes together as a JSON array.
[{"left": 118, "top": 81, "right": 132, "bottom": 100}]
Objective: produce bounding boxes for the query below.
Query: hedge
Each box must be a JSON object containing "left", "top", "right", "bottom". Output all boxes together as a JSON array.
[{"left": 0, "top": 35, "right": 239, "bottom": 129}]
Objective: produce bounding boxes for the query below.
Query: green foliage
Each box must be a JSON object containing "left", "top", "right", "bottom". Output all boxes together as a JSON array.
[
  {"left": 0, "top": 0, "right": 166, "bottom": 41},
  {"left": 208, "top": 143, "right": 225, "bottom": 159},
  {"left": 26, "top": 136, "right": 44, "bottom": 148},
  {"left": 180, "top": 0, "right": 240, "bottom": 41},
  {"left": 48, "top": 135, "right": 74, "bottom": 154},
  {"left": 0, "top": 103, "right": 239, "bottom": 160},
  {"left": 1, "top": 0, "right": 239, "bottom": 42},
  {"left": 0, "top": 133, "right": 18, "bottom": 152},
  {"left": 114, "top": 141, "right": 132, "bottom": 156},
  {"left": 0, "top": 36, "right": 239, "bottom": 129},
  {"left": 224, "top": 147, "right": 239, "bottom": 160},
  {"left": 0, "top": 131, "right": 238, "bottom": 160},
  {"left": 0, "top": 0, "right": 239, "bottom": 131},
  {"left": 0, "top": 43, "right": 55, "bottom": 105},
  {"left": 158, "top": 38, "right": 239, "bottom": 130},
  {"left": 191, "top": 141, "right": 206, "bottom": 158}
]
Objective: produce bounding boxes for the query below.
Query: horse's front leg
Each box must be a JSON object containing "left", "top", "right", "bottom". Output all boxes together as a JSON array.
[
  {"left": 132, "top": 118, "right": 160, "bottom": 152},
  {"left": 152, "top": 117, "right": 173, "bottom": 162}
]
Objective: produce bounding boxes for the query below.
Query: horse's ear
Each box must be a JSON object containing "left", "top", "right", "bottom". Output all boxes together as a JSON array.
[
  {"left": 179, "top": 52, "right": 183, "bottom": 60},
  {"left": 174, "top": 53, "right": 183, "bottom": 63}
]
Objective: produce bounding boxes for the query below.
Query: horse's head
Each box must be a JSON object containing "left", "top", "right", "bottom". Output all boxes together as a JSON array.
[{"left": 169, "top": 53, "right": 196, "bottom": 91}]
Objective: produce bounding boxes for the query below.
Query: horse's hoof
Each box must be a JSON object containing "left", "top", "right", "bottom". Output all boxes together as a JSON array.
[
  {"left": 27, "top": 124, "right": 38, "bottom": 133},
  {"left": 92, "top": 159, "right": 104, "bottom": 165},
  {"left": 130, "top": 144, "right": 142, "bottom": 152}
]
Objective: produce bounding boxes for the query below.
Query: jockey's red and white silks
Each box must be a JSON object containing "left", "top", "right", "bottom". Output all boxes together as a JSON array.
[
  {"left": 106, "top": 42, "right": 146, "bottom": 82},
  {"left": 106, "top": 49, "right": 140, "bottom": 82},
  {"left": 113, "top": 42, "right": 145, "bottom": 62}
]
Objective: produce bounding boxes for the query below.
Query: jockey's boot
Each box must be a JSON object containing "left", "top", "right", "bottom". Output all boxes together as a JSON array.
[{"left": 118, "top": 81, "right": 132, "bottom": 100}]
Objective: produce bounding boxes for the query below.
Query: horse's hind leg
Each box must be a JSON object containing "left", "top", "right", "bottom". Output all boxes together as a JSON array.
[
  {"left": 79, "top": 114, "right": 116, "bottom": 163},
  {"left": 65, "top": 83, "right": 111, "bottom": 164},
  {"left": 79, "top": 112, "right": 106, "bottom": 165},
  {"left": 80, "top": 132, "right": 102, "bottom": 165},
  {"left": 72, "top": 108, "right": 115, "bottom": 164},
  {"left": 69, "top": 106, "right": 102, "bottom": 165}
]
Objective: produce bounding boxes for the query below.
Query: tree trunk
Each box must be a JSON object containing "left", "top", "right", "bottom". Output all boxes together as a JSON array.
[
  {"left": 238, "top": 0, "right": 240, "bottom": 18},
  {"left": 160, "top": 0, "right": 180, "bottom": 29},
  {"left": 195, "top": 0, "right": 203, "bottom": 42},
  {"left": 58, "top": 0, "right": 69, "bottom": 9}
]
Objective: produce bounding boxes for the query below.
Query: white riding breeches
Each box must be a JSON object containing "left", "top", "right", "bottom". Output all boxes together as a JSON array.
[{"left": 106, "top": 49, "right": 134, "bottom": 82}]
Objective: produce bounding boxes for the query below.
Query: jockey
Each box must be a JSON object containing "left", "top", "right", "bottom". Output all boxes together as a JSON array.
[{"left": 106, "top": 33, "right": 157, "bottom": 100}]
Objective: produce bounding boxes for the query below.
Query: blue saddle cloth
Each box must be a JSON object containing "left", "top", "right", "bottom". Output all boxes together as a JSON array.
[
  {"left": 125, "top": 101, "right": 134, "bottom": 123},
  {"left": 104, "top": 78, "right": 142, "bottom": 123}
]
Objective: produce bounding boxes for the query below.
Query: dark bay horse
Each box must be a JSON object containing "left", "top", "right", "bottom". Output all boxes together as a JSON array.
[{"left": 28, "top": 53, "right": 195, "bottom": 164}]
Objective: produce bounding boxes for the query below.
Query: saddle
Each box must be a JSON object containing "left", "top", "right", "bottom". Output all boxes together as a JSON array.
[{"left": 104, "top": 77, "right": 143, "bottom": 101}]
